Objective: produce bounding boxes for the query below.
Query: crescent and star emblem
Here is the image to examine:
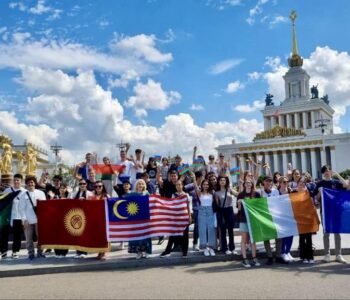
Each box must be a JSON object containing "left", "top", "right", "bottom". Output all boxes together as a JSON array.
[
  {"left": 113, "top": 200, "right": 140, "bottom": 220},
  {"left": 113, "top": 200, "right": 128, "bottom": 219}
]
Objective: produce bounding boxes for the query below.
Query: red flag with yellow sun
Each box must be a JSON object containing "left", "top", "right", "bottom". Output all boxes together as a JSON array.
[{"left": 37, "top": 199, "right": 109, "bottom": 252}]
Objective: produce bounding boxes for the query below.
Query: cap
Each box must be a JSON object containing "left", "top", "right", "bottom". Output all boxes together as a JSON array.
[
  {"left": 263, "top": 175, "right": 273, "bottom": 181},
  {"left": 209, "top": 155, "right": 214, "bottom": 160}
]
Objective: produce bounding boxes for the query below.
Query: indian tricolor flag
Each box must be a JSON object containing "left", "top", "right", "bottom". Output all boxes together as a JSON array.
[{"left": 243, "top": 191, "right": 320, "bottom": 243}]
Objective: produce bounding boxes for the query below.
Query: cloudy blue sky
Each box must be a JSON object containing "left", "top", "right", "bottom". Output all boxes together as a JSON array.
[{"left": 0, "top": 0, "right": 349, "bottom": 164}]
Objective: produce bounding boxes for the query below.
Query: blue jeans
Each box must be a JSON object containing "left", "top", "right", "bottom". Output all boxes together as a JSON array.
[
  {"left": 198, "top": 206, "right": 216, "bottom": 248},
  {"left": 281, "top": 236, "right": 293, "bottom": 254}
]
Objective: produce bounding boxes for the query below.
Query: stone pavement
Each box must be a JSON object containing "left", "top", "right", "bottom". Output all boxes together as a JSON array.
[{"left": 1, "top": 227, "right": 349, "bottom": 278}]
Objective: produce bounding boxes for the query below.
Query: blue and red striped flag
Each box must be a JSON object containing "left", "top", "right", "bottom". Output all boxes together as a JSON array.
[
  {"left": 230, "top": 166, "right": 240, "bottom": 176},
  {"left": 106, "top": 194, "right": 189, "bottom": 241}
]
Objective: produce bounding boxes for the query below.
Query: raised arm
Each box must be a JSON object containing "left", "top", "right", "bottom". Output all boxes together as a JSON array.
[
  {"left": 192, "top": 146, "right": 197, "bottom": 162},
  {"left": 190, "top": 172, "right": 201, "bottom": 198}
]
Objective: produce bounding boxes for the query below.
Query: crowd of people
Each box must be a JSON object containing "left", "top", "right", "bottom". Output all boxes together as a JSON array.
[{"left": 0, "top": 144, "right": 349, "bottom": 268}]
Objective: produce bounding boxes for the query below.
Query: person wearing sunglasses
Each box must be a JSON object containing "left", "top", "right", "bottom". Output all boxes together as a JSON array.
[{"left": 70, "top": 179, "right": 93, "bottom": 258}]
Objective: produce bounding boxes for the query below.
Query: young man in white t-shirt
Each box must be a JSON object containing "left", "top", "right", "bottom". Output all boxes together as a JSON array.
[
  {"left": 115, "top": 147, "right": 135, "bottom": 194},
  {"left": 0, "top": 174, "right": 26, "bottom": 259},
  {"left": 19, "top": 176, "right": 46, "bottom": 260}
]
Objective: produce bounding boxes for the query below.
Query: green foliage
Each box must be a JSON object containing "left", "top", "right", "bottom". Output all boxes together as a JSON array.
[{"left": 339, "top": 169, "right": 350, "bottom": 179}]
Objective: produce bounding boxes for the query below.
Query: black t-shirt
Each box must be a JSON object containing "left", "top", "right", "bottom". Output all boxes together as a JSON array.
[
  {"left": 146, "top": 165, "right": 157, "bottom": 181},
  {"left": 237, "top": 191, "right": 261, "bottom": 223},
  {"left": 160, "top": 180, "right": 177, "bottom": 198},
  {"left": 86, "top": 180, "right": 96, "bottom": 192},
  {"left": 315, "top": 179, "right": 345, "bottom": 195}
]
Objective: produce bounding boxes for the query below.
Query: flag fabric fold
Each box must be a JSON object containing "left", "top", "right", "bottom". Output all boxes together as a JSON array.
[
  {"left": 0, "top": 191, "right": 21, "bottom": 228},
  {"left": 106, "top": 194, "right": 189, "bottom": 242},
  {"left": 91, "top": 164, "right": 125, "bottom": 175},
  {"left": 243, "top": 191, "right": 319, "bottom": 243},
  {"left": 321, "top": 188, "right": 350, "bottom": 233},
  {"left": 37, "top": 199, "right": 109, "bottom": 252}
]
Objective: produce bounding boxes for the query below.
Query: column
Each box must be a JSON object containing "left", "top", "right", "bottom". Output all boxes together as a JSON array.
[
  {"left": 320, "top": 147, "right": 326, "bottom": 167},
  {"left": 282, "top": 150, "right": 288, "bottom": 175},
  {"left": 264, "top": 117, "right": 269, "bottom": 130},
  {"left": 278, "top": 115, "right": 283, "bottom": 127},
  {"left": 271, "top": 116, "right": 275, "bottom": 128},
  {"left": 264, "top": 152, "right": 271, "bottom": 175},
  {"left": 273, "top": 151, "right": 279, "bottom": 173},
  {"left": 311, "top": 111, "right": 315, "bottom": 129},
  {"left": 302, "top": 112, "right": 307, "bottom": 130},
  {"left": 294, "top": 112, "right": 300, "bottom": 129},
  {"left": 300, "top": 149, "right": 307, "bottom": 173},
  {"left": 330, "top": 146, "right": 336, "bottom": 170},
  {"left": 310, "top": 148, "right": 317, "bottom": 179},
  {"left": 291, "top": 150, "right": 297, "bottom": 170},
  {"left": 286, "top": 114, "right": 291, "bottom": 128}
]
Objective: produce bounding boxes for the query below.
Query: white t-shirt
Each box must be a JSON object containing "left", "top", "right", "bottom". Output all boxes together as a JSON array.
[
  {"left": 19, "top": 189, "right": 46, "bottom": 224},
  {"left": 3, "top": 187, "right": 26, "bottom": 222},
  {"left": 116, "top": 159, "right": 135, "bottom": 185},
  {"left": 130, "top": 159, "right": 144, "bottom": 183},
  {"left": 200, "top": 194, "right": 213, "bottom": 207}
]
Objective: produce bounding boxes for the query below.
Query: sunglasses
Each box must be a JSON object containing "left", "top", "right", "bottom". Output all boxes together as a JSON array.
[{"left": 79, "top": 182, "right": 87, "bottom": 186}]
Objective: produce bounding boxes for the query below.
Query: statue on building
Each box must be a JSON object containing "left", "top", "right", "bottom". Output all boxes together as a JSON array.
[
  {"left": 26, "top": 143, "right": 38, "bottom": 176},
  {"left": 321, "top": 94, "right": 329, "bottom": 105},
  {"left": 265, "top": 93, "right": 274, "bottom": 106},
  {"left": 16, "top": 151, "right": 25, "bottom": 175},
  {"left": 1, "top": 142, "right": 13, "bottom": 175},
  {"left": 311, "top": 84, "right": 319, "bottom": 99}
]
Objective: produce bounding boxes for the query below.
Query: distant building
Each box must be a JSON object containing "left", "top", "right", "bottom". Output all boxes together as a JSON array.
[{"left": 217, "top": 12, "right": 350, "bottom": 179}]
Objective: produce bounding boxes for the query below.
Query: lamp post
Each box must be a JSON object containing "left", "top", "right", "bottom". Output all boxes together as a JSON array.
[
  {"left": 315, "top": 116, "right": 330, "bottom": 176},
  {"left": 50, "top": 143, "right": 62, "bottom": 174},
  {"left": 116, "top": 140, "right": 127, "bottom": 151}
]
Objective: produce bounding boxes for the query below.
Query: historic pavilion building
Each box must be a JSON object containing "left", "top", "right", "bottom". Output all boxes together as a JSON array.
[{"left": 217, "top": 12, "right": 350, "bottom": 180}]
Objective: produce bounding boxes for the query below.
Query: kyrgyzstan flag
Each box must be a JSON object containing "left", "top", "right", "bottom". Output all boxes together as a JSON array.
[{"left": 37, "top": 199, "right": 109, "bottom": 253}]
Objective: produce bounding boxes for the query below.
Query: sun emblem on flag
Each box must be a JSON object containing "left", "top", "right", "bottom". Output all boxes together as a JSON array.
[
  {"left": 126, "top": 202, "right": 139, "bottom": 216},
  {"left": 64, "top": 208, "right": 86, "bottom": 236}
]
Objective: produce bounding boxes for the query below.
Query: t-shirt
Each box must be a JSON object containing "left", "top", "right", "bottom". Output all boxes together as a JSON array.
[
  {"left": 160, "top": 180, "right": 177, "bottom": 198},
  {"left": 237, "top": 191, "right": 261, "bottom": 223},
  {"left": 214, "top": 190, "right": 234, "bottom": 208},
  {"left": 200, "top": 194, "right": 213, "bottom": 207},
  {"left": 146, "top": 165, "right": 157, "bottom": 184},
  {"left": 78, "top": 164, "right": 89, "bottom": 180},
  {"left": 116, "top": 160, "right": 135, "bottom": 185},
  {"left": 3, "top": 187, "right": 26, "bottom": 221}
]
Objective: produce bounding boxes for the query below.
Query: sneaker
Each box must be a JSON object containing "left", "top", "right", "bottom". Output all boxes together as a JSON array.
[
  {"left": 204, "top": 248, "right": 210, "bottom": 257},
  {"left": 242, "top": 259, "right": 251, "bottom": 268},
  {"left": 336, "top": 255, "right": 347, "bottom": 264},
  {"left": 308, "top": 259, "right": 315, "bottom": 264},
  {"left": 136, "top": 252, "right": 142, "bottom": 259},
  {"left": 276, "top": 256, "right": 289, "bottom": 264},
  {"left": 232, "top": 250, "right": 239, "bottom": 255},
  {"left": 160, "top": 252, "right": 171, "bottom": 258},
  {"left": 209, "top": 248, "right": 216, "bottom": 256},
  {"left": 1, "top": 252, "right": 7, "bottom": 259},
  {"left": 266, "top": 257, "right": 274, "bottom": 265},
  {"left": 322, "top": 254, "right": 331, "bottom": 263},
  {"left": 281, "top": 254, "right": 290, "bottom": 262},
  {"left": 44, "top": 249, "right": 52, "bottom": 254},
  {"left": 287, "top": 253, "right": 296, "bottom": 262},
  {"left": 74, "top": 254, "right": 81, "bottom": 259},
  {"left": 11, "top": 252, "right": 19, "bottom": 259},
  {"left": 252, "top": 258, "right": 261, "bottom": 267},
  {"left": 192, "top": 244, "right": 200, "bottom": 252},
  {"left": 302, "top": 259, "right": 309, "bottom": 264},
  {"left": 37, "top": 252, "right": 46, "bottom": 258},
  {"left": 141, "top": 252, "right": 148, "bottom": 259},
  {"left": 80, "top": 254, "right": 87, "bottom": 259},
  {"left": 225, "top": 250, "right": 232, "bottom": 255}
]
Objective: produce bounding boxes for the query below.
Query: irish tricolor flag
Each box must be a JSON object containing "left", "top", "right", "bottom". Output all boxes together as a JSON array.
[{"left": 243, "top": 191, "right": 320, "bottom": 243}]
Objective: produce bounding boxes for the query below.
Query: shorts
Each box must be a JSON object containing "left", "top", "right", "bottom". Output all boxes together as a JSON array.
[{"left": 239, "top": 222, "right": 249, "bottom": 233}]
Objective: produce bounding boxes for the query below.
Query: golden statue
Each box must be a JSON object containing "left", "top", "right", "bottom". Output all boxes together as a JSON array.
[
  {"left": 26, "top": 143, "right": 38, "bottom": 176},
  {"left": 1, "top": 142, "right": 13, "bottom": 175},
  {"left": 16, "top": 151, "right": 25, "bottom": 175}
]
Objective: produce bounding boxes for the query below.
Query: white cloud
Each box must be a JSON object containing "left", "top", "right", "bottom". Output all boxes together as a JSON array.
[
  {"left": 108, "top": 70, "right": 140, "bottom": 89},
  {"left": 0, "top": 32, "right": 171, "bottom": 76},
  {"left": 209, "top": 58, "right": 243, "bottom": 75},
  {"left": 225, "top": 80, "right": 244, "bottom": 93},
  {"left": 269, "top": 15, "right": 288, "bottom": 26},
  {"left": 110, "top": 34, "right": 173, "bottom": 64},
  {"left": 261, "top": 46, "right": 350, "bottom": 130},
  {"left": 5, "top": 67, "right": 262, "bottom": 164},
  {"left": 246, "top": 0, "right": 269, "bottom": 25},
  {"left": 99, "top": 20, "right": 110, "bottom": 28},
  {"left": 125, "top": 79, "right": 181, "bottom": 117},
  {"left": 190, "top": 104, "right": 204, "bottom": 111},
  {"left": 234, "top": 100, "right": 265, "bottom": 113},
  {"left": 206, "top": 0, "right": 243, "bottom": 10},
  {"left": 248, "top": 71, "right": 262, "bottom": 80},
  {"left": 9, "top": 0, "right": 62, "bottom": 19}
]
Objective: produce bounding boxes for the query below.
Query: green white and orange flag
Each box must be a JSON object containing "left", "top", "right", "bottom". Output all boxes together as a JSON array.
[{"left": 242, "top": 191, "right": 320, "bottom": 243}]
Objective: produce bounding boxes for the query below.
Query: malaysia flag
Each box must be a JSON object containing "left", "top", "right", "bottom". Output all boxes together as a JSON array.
[{"left": 106, "top": 194, "right": 190, "bottom": 241}]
